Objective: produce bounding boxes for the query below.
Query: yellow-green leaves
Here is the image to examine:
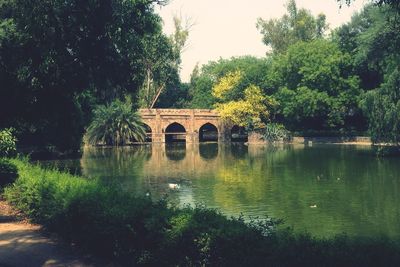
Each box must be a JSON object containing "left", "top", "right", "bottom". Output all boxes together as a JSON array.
[
  {"left": 212, "top": 70, "right": 243, "bottom": 100},
  {"left": 213, "top": 72, "right": 276, "bottom": 129}
]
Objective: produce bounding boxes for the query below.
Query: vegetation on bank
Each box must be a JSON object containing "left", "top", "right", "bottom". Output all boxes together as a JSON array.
[
  {"left": 0, "top": 128, "right": 17, "bottom": 157},
  {"left": 85, "top": 97, "right": 146, "bottom": 146},
  {"left": 1, "top": 0, "right": 399, "bottom": 153},
  {"left": 1, "top": 158, "right": 399, "bottom": 266},
  {"left": 188, "top": 1, "right": 399, "bottom": 148},
  {"left": 0, "top": 0, "right": 183, "bottom": 152}
]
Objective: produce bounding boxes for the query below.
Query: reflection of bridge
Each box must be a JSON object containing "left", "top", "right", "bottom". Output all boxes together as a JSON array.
[{"left": 139, "top": 109, "right": 242, "bottom": 143}]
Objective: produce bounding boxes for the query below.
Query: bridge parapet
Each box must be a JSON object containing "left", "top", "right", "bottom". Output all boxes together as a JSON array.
[{"left": 138, "top": 109, "right": 230, "bottom": 143}]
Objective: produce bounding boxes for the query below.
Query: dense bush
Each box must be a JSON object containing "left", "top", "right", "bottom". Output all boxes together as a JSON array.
[
  {"left": 85, "top": 97, "right": 146, "bottom": 146},
  {"left": 262, "top": 123, "right": 290, "bottom": 142},
  {"left": 0, "top": 158, "right": 18, "bottom": 188},
  {"left": 0, "top": 128, "right": 17, "bottom": 157},
  {"left": 4, "top": 159, "right": 400, "bottom": 266}
]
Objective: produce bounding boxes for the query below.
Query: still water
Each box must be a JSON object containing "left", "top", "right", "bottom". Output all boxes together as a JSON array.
[{"left": 40, "top": 143, "right": 400, "bottom": 238}]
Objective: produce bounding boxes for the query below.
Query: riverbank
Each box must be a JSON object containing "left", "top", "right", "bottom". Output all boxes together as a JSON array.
[
  {"left": 247, "top": 132, "right": 373, "bottom": 145},
  {"left": 2, "top": 158, "right": 400, "bottom": 266},
  {"left": 291, "top": 136, "right": 372, "bottom": 145},
  {"left": 0, "top": 200, "right": 93, "bottom": 267}
]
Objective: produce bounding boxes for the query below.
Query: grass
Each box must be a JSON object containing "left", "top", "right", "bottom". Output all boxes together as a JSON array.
[{"left": 3, "top": 158, "right": 400, "bottom": 266}]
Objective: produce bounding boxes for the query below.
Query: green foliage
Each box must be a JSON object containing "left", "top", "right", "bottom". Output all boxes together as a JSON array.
[
  {"left": 0, "top": 158, "right": 18, "bottom": 188},
  {"left": 189, "top": 71, "right": 216, "bottom": 108},
  {"left": 85, "top": 98, "right": 146, "bottom": 146},
  {"left": 257, "top": 0, "right": 328, "bottom": 54},
  {"left": 4, "top": 158, "right": 169, "bottom": 263},
  {"left": 212, "top": 70, "right": 277, "bottom": 129},
  {"left": 262, "top": 123, "right": 290, "bottom": 142},
  {"left": 189, "top": 56, "right": 270, "bottom": 108},
  {"left": 0, "top": 128, "right": 17, "bottom": 157},
  {"left": 360, "top": 68, "right": 400, "bottom": 145},
  {"left": 338, "top": 0, "right": 400, "bottom": 11},
  {"left": 139, "top": 14, "right": 191, "bottom": 109},
  {"left": 270, "top": 40, "right": 362, "bottom": 130},
  {"left": 4, "top": 159, "right": 400, "bottom": 266},
  {"left": 333, "top": 4, "right": 398, "bottom": 90},
  {"left": 0, "top": 0, "right": 165, "bottom": 151},
  {"left": 334, "top": 4, "right": 400, "bottom": 145},
  {"left": 139, "top": 32, "right": 177, "bottom": 108},
  {"left": 156, "top": 82, "right": 191, "bottom": 108}
]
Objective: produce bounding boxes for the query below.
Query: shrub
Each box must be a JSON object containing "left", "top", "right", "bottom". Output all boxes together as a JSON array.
[
  {"left": 0, "top": 128, "right": 17, "bottom": 157},
  {"left": 85, "top": 97, "right": 146, "bottom": 146},
  {"left": 262, "top": 123, "right": 290, "bottom": 142},
  {"left": 3, "top": 159, "right": 171, "bottom": 263},
  {"left": 0, "top": 159, "right": 18, "bottom": 188},
  {"left": 4, "top": 159, "right": 400, "bottom": 266}
]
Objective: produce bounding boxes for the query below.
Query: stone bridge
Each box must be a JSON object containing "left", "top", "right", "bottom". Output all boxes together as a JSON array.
[{"left": 139, "top": 109, "right": 245, "bottom": 143}]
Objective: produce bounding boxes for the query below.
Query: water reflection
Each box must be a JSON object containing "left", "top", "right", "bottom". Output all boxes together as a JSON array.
[
  {"left": 199, "top": 143, "right": 219, "bottom": 160},
  {"left": 41, "top": 143, "right": 400, "bottom": 238},
  {"left": 165, "top": 143, "right": 187, "bottom": 161}
]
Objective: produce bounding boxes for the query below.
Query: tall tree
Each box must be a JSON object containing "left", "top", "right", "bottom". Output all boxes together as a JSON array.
[
  {"left": 269, "top": 40, "right": 361, "bottom": 131},
  {"left": 256, "top": 0, "right": 328, "bottom": 54},
  {"left": 333, "top": 3, "right": 400, "bottom": 145},
  {"left": 361, "top": 68, "right": 400, "bottom": 145},
  {"left": 0, "top": 0, "right": 164, "bottom": 151},
  {"left": 338, "top": 4, "right": 400, "bottom": 145},
  {"left": 333, "top": 4, "right": 398, "bottom": 90},
  {"left": 139, "top": 14, "right": 192, "bottom": 108},
  {"left": 139, "top": 32, "right": 175, "bottom": 108}
]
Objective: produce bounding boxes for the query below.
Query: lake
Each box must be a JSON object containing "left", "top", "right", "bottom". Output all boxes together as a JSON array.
[{"left": 39, "top": 143, "right": 400, "bottom": 238}]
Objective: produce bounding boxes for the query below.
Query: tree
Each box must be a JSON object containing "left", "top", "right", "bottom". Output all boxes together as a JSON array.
[
  {"left": 337, "top": 0, "right": 400, "bottom": 11},
  {"left": 189, "top": 56, "right": 270, "bottom": 108},
  {"left": 256, "top": 0, "right": 328, "bottom": 54},
  {"left": 139, "top": 14, "right": 192, "bottom": 108},
  {"left": 269, "top": 40, "right": 361, "bottom": 131},
  {"left": 139, "top": 32, "right": 176, "bottom": 108},
  {"left": 156, "top": 82, "right": 190, "bottom": 108},
  {"left": 0, "top": 0, "right": 164, "bottom": 151},
  {"left": 333, "top": 4, "right": 399, "bottom": 90},
  {"left": 334, "top": 4, "right": 400, "bottom": 144},
  {"left": 213, "top": 71, "right": 276, "bottom": 129},
  {"left": 360, "top": 68, "right": 400, "bottom": 145},
  {"left": 85, "top": 97, "right": 146, "bottom": 146}
]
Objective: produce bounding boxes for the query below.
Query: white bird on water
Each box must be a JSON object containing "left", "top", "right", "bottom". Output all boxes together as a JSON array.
[
  {"left": 168, "top": 183, "right": 180, "bottom": 190},
  {"left": 310, "top": 204, "right": 317, "bottom": 208}
]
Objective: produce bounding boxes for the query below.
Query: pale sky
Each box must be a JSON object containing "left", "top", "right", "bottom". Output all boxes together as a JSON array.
[{"left": 156, "top": 0, "right": 367, "bottom": 82}]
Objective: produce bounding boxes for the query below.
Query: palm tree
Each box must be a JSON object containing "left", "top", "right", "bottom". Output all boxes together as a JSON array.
[{"left": 85, "top": 98, "right": 146, "bottom": 146}]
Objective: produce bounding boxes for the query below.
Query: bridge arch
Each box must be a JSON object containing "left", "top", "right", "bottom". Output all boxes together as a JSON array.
[
  {"left": 199, "top": 122, "right": 218, "bottom": 142},
  {"left": 165, "top": 122, "right": 186, "bottom": 143}
]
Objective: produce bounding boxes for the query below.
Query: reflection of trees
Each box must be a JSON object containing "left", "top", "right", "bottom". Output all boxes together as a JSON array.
[
  {"left": 75, "top": 144, "right": 400, "bottom": 238},
  {"left": 80, "top": 146, "right": 152, "bottom": 192},
  {"left": 192, "top": 144, "right": 400, "bottom": 238},
  {"left": 265, "top": 145, "right": 400, "bottom": 238},
  {"left": 204, "top": 144, "right": 293, "bottom": 216}
]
